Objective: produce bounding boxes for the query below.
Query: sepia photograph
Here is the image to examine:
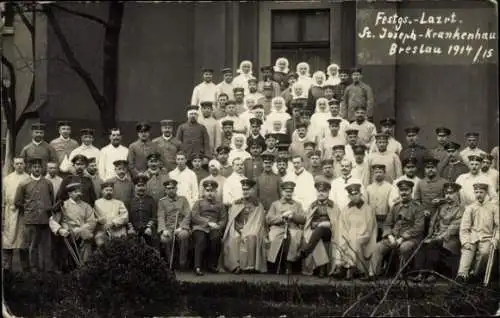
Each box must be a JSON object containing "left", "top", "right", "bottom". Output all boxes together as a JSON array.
[{"left": 1, "top": 0, "right": 499, "bottom": 317}]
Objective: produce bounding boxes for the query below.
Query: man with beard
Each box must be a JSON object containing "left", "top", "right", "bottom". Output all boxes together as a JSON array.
[
  {"left": 14, "top": 158, "right": 55, "bottom": 272},
  {"left": 49, "top": 183, "right": 97, "bottom": 271},
  {"left": 108, "top": 160, "right": 134, "bottom": 208},
  {"left": 412, "top": 182, "right": 464, "bottom": 283},
  {"left": 216, "top": 146, "right": 233, "bottom": 178},
  {"left": 191, "top": 180, "right": 228, "bottom": 275},
  {"left": 456, "top": 183, "right": 499, "bottom": 283},
  {"left": 456, "top": 155, "right": 497, "bottom": 205},
  {"left": 343, "top": 68, "right": 375, "bottom": 122},
  {"left": 198, "top": 102, "right": 221, "bottom": 157},
  {"left": 266, "top": 181, "right": 306, "bottom": 274},
  {"left": 128, "top": 122, "right": 160, "bottom": 178},
  {"left": 289, "top": 123, "right": 314, "bottom": 160},
  {"left": 176, "top": 106, "right": 212, "bottom": 163},
  {"left": 68, "top": 129, "right": 101, "bottom": 171},
  {"left": 154, "top": 119, "right": 182, "bottom": 173},
  {"left": 369, "top": 118, "right": 402, "bottom": 155},
  {"left": 158, "top": 179, "right": 191, "bottom": 270},
  {"left": 46, "top": 161, "right": 63, "bottom": 199},
  {"left": 431, "top": 127, "right": 452, "bottom": 172},
  {"left": 460, "top": 132, "right": 487, "bottom": 166},
  {"left": 246, "top": 78, "right": 265, "bottom": 103},
  {"left": 216, "top": 68, "right": 235, "bottom": 101},
  {"left": 275, "top": 156, "right": 290, "bottom": 181},
  {"left": 57, "top": 155, "right": 97, "bottom": 206},
  {"left": 199, "top": 159, "right": 226, "bottom": 202},
  {"left": 98, "top": 128, "right": 129, "bottom": 181},
  {"left": 439, "top": 141, "right": 469, "bottom": 182},
  {"left": 50, "top": 121, "right": 79, "bottom": 176},
  {"left": 94, "top": 182, "right": 129, "bottom": 248},
  {"left": 128, "top": 175, "right": 157, "bottom": 246},
  {"left": 351, "top": 145, "right": 370, "bottom": 187},
  {"left": 85, "top": 157, "right": 102, "bottom": 198},
  {"left": 20, "top": 123, "right": 57, "bottom": 174},
  {"left": 256, "top": 152, "right": 281, "bottom": 210},
  {"left": 400, "top": 126, "right": 432, "bottom": 179},
  {"left": 300, "top": 180, "right": 340, "bottom": 277},
  {"left": 169, "top": 151, "right": 199, "bottom": 209},
  {"left": 2, "top": 157, "right": 30, "bottom": 271},
  {"left": 480, "top": 154, "right": 499, "bottom": 193},
  {"left": 191, "top": 68, "right": 217, "bottom": 106},
  {"left": 218, "top": 120, "right": 234, "bottom": 149},
  {"left": 222, "top": 179, "right": 268, "bottom": 274}
]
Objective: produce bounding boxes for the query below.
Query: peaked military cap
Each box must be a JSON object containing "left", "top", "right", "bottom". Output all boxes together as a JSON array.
[
  {"left": 133, "top": 175, "right": 149, "bottom": 185},
  {"left": 277, "top": 144, "right": 290, "bottom": 152},
  {"left": 350, "top": 67, "right": 362, "bottom": 74},
  {"left": 191, "top": 153, "right": 204, "bottom": 160},
  {"left": 332, "top": 144, "right": 345, "bottom": 151},
  {"left": 322, "top": 159, "right": 334, "bottom": 166},
  {"left": 136, "top": 122, "right": 151, "bottom": 132},
  {"left": 221, "top": 119, "right": 234, "bottom": 127},
  {"left": 249, "top": 118, "right": 263, "bottom": 126},
  {"left": 202, "top": 179, "right": 218, "bottom": 190},
  {"left": 265, "top": 133, "right": 277, "bottom": 140},
  {"left": 402, "top": 157, "right": 418, "bottom": 166},
  {"left": 233, "top": 87, "right": 245, "bottom": 93},
  {"left": 248, "top": 78, "right": 258, "bottom": 84},
  {"left": 113, "top": 160, "right": 128, "bottom": 167},
  {"left": 473, "top": 183, "right": 489, "bottom": 191},
  {"left": 345, "top": 183, "right": 362, "bottom": 195},
  {"left": 396, "top": 180, "right": 415, "bottom": 190},
  {"left": 200, "top": 101, "right": 214, "bottom": 108},
  {"left": 71, "top": 154, "right": 88, "bottom": 165},
  {"left": 146, "top": 152, "right": 161, "bottom": 161},
  {"left": 374, "top": 133, "right": 389, "bottom": 140},
  {"left": 308, "top": 150, "right": 322, "bottom": 158},
  {"left": 252, "top": 104, "right": 264, "bottom": 110},
  {"left": 216, "top": 146, "right": 231, "bottom": 154},
  {"left": 163, "top": 179, "right": 178, "bottom": 187},
  {"left": 315, "top": 180, "right": 331, "bottom": 191},
  {"left": 443, "top": 182, "right": 461, "bottom": 193},
  {"left": 468, "top": 155, "right": 483, "bottom": 163},
  {"left": 296, "top": 122, "right": 308, "bottom": 129},
  {"left": 423, "top": 157, "right": 440, "bottom": 167},
  {"left": 262, "top": 151, "right": 276, "bottom": 161},
  {"left": 57, "top": 120, "right": 72, "bottom": 128},
  {"left": 276, "top": 156, "right": 289, "bottom": 163},
  {"left": 380, "top": 118, "right": 396, "bottom": 127},
  {"left": 345, "top": 128, "right": 359, "bottom": 136},
  {"left": 221, "top": 68, "right": 232, "bottom": 74},
  {"left": 328, "top": 99, "right": 340, "bottom": 106},
  {"left": 201, "top": 68, "right": 214, "bottom": 73},
  {"left": 404, "top": 126, "right": 420, "bottom": 134},
  {"left": 352, "top": 145, "right": 367, "bottom": 155},
  {"left": 28, "top": 157, "right": 43, "bottom": 165},
  {"left": 66, "top": 182, "right": 82, "bottom": 192},
  {"left": 80, "top": 128, "right": 94, "bottom": 136},
  {"left": 287, "top": 72, "right": 298, "bottom": 79},
  {"left": 444, "top": 142, "right": 461, "bottom": 151},
  {"left": 435, "top": 127, "right": 451, "bottom": 135},
  {"left": 280, "top": 181, "right": 296, "bottom": 190},
  {"left": 323, "top": 84, "right": 335, "bottom": 91},
  {"left": 241, "top": 179, "right": 256, "bottom": 187},
  {"left": 328, "top": 118, "right": 342, "bottom": 126},
  {"left": 187, "top": 105, "right": 199, "bottom": 112},
  {"left": 226, "top": 99, "right": 236, "bottom": 105},
  {"left": 31, "top": 123, "right": 45, "bottom": 130},
  {"left": 371, "top": 164, "right": 386, "bottom": 171},
  {"left": 160, "top": 119, "right": 175, "bottom": 127},
  {"left": 100, "top": 181, "right": 114, "bottom": 189},
  {"left": 465, "top": 132, "right": 479, "bottom": 138}
]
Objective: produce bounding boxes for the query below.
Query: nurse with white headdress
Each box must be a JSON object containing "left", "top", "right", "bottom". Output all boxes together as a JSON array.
[
  {"left": 264, "top": 96, "right": 291, "bottom": 135},
  {"left": 273, "top": 57, "right": 290, "bottom": 90},
  {"left": 309, "top": 98, "right": 331, "bottom": 140},
  {"left": 228, "top": 133, "right": 252, "bottom": 165},
  {"left": 233, "top": 60, "right": 255, "bottom": 95},
  {"left": 295, "top": 62, "right": 314, "bottom": 96},
  {"left": 325, "top": 63, "right": 341, "bottom": 86}
]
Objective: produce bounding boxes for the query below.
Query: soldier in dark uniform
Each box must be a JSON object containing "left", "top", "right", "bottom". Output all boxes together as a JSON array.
[
  {"left": 220, "top": 120, "right": 234, "bottom": 149},
  {"left": 128, "top": 175, "right": 157, "bottom": 246},
  {"left": 439, "top": 142, "right": 469, "bottom": 182},
  {"left": 176, "top": 105, "right": 212, "bottom": 162},
  {"left": 243, "top": 142, "right": 264, "bottom": 180},
  {"left": 20, "top": 123, "right": 58, "bottom": 174},
  {"left": 366, "top": 180, "right": 426, "bottom": 280},
  {"left": 109, "top": 160, "right": 135, "bottom": 208},
  {"left": 256, "top": 152, "right": 281, "bottom": 211},
  {"left": 307, "top": 150, "right": 323, "bottom": 177},
  {"left": 56, "top": 154, "right": 97, "bottom": 206},
  {"left": 128, "top": 122, "right": 160, "bottom": 178},
  {"left": 286, "top": 101, "right": 303, "bottom": 140},
  {"left": 216, "top": 146, "right": 233, "bottom": 178},
  {"left": 154, "top": 119, "right": 182, "bottom": 173},
  {"left": 143, "top": 152, "right": 170, "bottom": 204},
  {"left": 399, "top": 126, "right": 432, "bottom": 179},
  {"left": 191, "top": 153, "right": 209, "bottom": 184},
  {"left": 191, "top": 180, "right": 228, "bottom": 275},
  {"left": 49, "top": 120, "right": 79, "bottom": 177},
  {"left": 431, "top": 127, "right": 452, "bottom": 173},
  {"left": 247, "top": 118, "right": 266, "bottom": 152},
  {"left": 157, "top": 179, "right": 191, "bottom": 269},
  {"left": 85, "top": 157, "right": 102, "bottom": 199},
  {"left": 264, "top": 133, "right": 279, "bottom": 156}
]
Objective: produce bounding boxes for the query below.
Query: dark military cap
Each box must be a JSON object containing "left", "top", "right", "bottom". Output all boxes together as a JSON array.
[
  {"left": 265, "top": 133, "right": 277, "bottom": 140},
  {"left": 28, "top": 157, "right": 43, "bottom": 165},
  {"left": 345, "top": 183, "right": 362, "bottom": 195},
  {"left": 201, "top": 68, "right": 214, "bottom": 73},
  {"left": 191, "top": 153, "right": 204, "bottom": 160},
  {"left": 328, "top": 99, "right": 340, "bottom": 106},
  {"left": 202, "top": 179, "right": 219, "bottom": 190},
  {"left": 287, "top": 72, "right": 298, "bottom": 80},
  {"left": 249, "top": 141, "right": 263, "bottom": 149},
  {"left": 444, "top": 142, "right": 461, "bottom": 151},
  {"left": 241, "top": 179, "right": 257, "bottom": 188},
  {"left": 423, "top": 157, "right": 440, "bottom": 167},
  {"left": 262, "top": 151, "right": 276, "bottom": 161},
  {"left": 380, "top": 118, "right": 396, "bottom": 127},
  {"left": 280, "top": 181, "right": 296, "bottom": 190},
  {"left": 352, "top": 145, "right": 367, "bottom": 155},
  {"left": 249, "top": 118, "right": 263, "bottom": 126},
  {"left": 296, "top": 122, "right": 308, "bottom": 129},
  {"left": 71, "top": 154, "right": 88, "bottom": 165},
  {"left": 443, "top": 182, "right": 461, "bottom": 193},
  {"left": 465, "top": 132, "right": 479, "bottom": 138},
  {"left": 233, "top": 87, "right": 245, "bottom": 93},
  {"left": 221, "top": 119, "right": 234, "bottom": 127},
  {"left": 473, "top": 183, "right": 489, "bottom": 191},
  {"left": 345, "top": 128, "right": 359, "bottom": 136},
  {"left": 133, "top": 175, "right": 149, "bottom": 185},
  {"left": 277, "top": 144, "right": 290, "bottom": 152},
  {"left": 300, "top": 109, "right": 312, "bottom": 116},
  {"left": 160, "top": 119, "right": 175, "bottom": 127},
  {"left": 221, "top": 68, "right": 232, "bottom": 74},
  {"left": 371, "top": 164, "right": 386, "bottom": 171},
  {"left": 295, "top": 97, "right": 308, "bottom": 105},
  {"left": 66, "top": 182, "right": 82, "bottom": 192},
  {"left": 146, "top": 152, "right": 161, "bottom": 161},
  {"left": 260, "top": 65, "right": 273, "bottom": 72},
  {"left": 396, "top": 180, "right": 415, "bottom": 190},
  {"left": 274, "top": 133, "right": 289, "bottom": 144},
  {"left": 200, "top": 101, "right": 214, "bottom": 108},
  {"left": 435, "top": 127, "right": 451, "bottom": 135},
  {"left": 136, "top": 122, "right": 151, "bottom": 132},
  {"left": 276, "top": 156, "right": 289, "bottom": 163},
  {"left": 468, "top": 155, "right": 483, "bottom": 163},
  {"left": 101, "top": 181, "right": 114, "bottom": 189},
  {"left": 252, "top": 104, "right": 264, "bottom": 110},
  {"left": 315, "top": 180, "right": 331, "bottom": 191},
  {"left": 338, "top": 68, "right": 349, "bottom": 74},
  {"left": 332, "top": 144, "right": 345, "bottom": 151},
  {"left": 248, "top": 78, "right": 258, "bottom": 84},
  {"left": 226, "top": 99, "right": 236, "bottom": 106},
  {"left": 304, "top": 141, "right": 317, "bottom": 148},
  {"left": 374, "top": 133, "right": 389, "bottom": 140},
  {"left": 163, "top": 179, "right": 178, "bottom": 187},
  {"left": 323, "top": 84, "right": 335, "bottom": 91},
  {"left": 113, "top": 160, "right": 128, "bottom": 167},
  {"left": 328, "top": 118, "right": 342, "bottom": 126},
  {"left": 57, "top": 120, "right": 72, "bottom": 128},
  {"left": 322, "top": 159, "right": 334, "bottom": 166},
  {"left": 350, "top": 67, "right": 362, "bottom": 74},
  {"left": 402, "top": 157, "right": 418, "bottom": 166},
  {"left": 308, "top": 150, "right": 322, "bottom": 158},
  {"left": 87, "top": 157, "right": 97, "bottom": 164},
  {"left": 404, "top": 126, "right": 420, "bottom": 135},
  {"left": 31, "top": 123, "right": 46, "bottom": 130},
  {"left": 484, "top": 154, "right": 495, "bottom": 161},
  {"left": 187, "top": 105, "right": 200, "bottom": 112},
  {"left": 216, "top": 146, "right": 231, "bottom": 154},
  {"left": 80, "top": 128, "right": 94, "bottom": 136},
  {"left": 354, "top": 105, "right": 367, "bottom": 111},
  {"left": 263, "top": 82, "right": 274, "bottom": 90}
]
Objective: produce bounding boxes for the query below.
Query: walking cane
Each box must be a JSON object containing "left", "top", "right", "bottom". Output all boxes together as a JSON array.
[
  {"left": 169, "top": 210, "right": 181, "bottom": 270},
  {"left": 276, "top": 220, "right": 289, "bottom": 275},
  {"left": 484, "top": 228, "right": 498, "bottom": 287}
]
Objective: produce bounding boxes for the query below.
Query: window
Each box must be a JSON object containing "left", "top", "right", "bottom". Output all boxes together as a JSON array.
[{"left": 272, "top": 10, "right": 330, "bottom": 72}]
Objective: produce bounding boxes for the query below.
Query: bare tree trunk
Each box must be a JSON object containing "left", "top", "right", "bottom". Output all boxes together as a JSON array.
[{"left": 3, "top": 130, "right": 14, "bottom": 178}]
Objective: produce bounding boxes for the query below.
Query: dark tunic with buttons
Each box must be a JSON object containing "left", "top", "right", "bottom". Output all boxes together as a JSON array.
[
  {"left": 190, "top": 198, "right": 227, "bottom": 233},
  {"left": 14, "top": 177, "right": 54, "bottom": 225},
  {"left": 56, "top": 174, "right": 97, "bottom": 207},
  {"left": 243, "top": 157, "right": 264, "bottom": 180},
  {"left": 256, "top": 171, "right": 281, "bottom": 211},
  {"left": 399, "top": 145, "right": 432, "bottom": 179},
  {"left": 157, "top": 195, "right": 190, "bottom": 233},
  {"left": 19, "top": 141, "right": 58, "bottom": 170},
  {"left": 176, "top": 121, "right": 211, "bottom": 161},
  {"left": 193, "top": 168, "right": 210, "bottom": 185},
  {"left": 109, "top": 176, "right": 135, "bottom": 208},
  {"left": 128, "top": 140, "right": 161, "bottom": 178},
  {"left": 153, "top": 136, "right": 182, "bottom": 172},
  {"left": 144, "top": 169, "right": 170, "bottom": 204},
  {"left": 129, "top": 194, "right": 157, "bottom": 232},
  {"left": 310, "top": 204, "right": 331, "bottom": 228},
  {"left": 382, "top": 200, "right": 426, "bottom": 242},
  {"left": 440, "top": 158, "right": 469, "bottom": 182}
]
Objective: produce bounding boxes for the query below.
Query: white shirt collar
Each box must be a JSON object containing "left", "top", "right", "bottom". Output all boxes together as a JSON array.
[
  {"left": 32, "top": 140, "right": 42, "bottom": 146},
  {"left": 162, "top": 135, "right": 172, "bottom": 141},
  {"left": 30, "top": 174, "right": 41, "bottom": 181}
]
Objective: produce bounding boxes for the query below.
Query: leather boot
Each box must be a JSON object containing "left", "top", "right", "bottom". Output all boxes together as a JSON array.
[{"left": 19, "top": 249, "right": 30, "bottom": 272}]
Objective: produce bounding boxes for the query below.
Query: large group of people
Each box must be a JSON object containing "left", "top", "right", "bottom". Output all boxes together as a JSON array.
[{"left": 2, "top": 58, "right": 499, "bottom": 285}]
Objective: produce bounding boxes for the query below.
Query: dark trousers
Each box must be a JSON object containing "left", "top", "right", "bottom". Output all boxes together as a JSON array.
[
  {"left": 161, "top": 235, "right": 190, "bottom": 268},
  {"left": 414, "top": 242, "right": 453, "bottom": 276},
  {"left": 192, "top": 229, "right": 222, "bottom": 269},
  {"left": 376, "top": 215, "right": 387, "bottom": 241},
  {"left": 22, "top": 224, "right": 54, "bottom": 272},
  {"left": 302, "top": 227, "right": 331, "bottom": 256}
]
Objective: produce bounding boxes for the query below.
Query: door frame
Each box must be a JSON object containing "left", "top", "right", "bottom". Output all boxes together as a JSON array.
[{"left": 258, "top": 1, "right": 342, "bottom": 68}]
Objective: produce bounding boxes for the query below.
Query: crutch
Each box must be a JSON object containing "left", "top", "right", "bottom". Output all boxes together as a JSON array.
[
  {"left": 169, "top": 210, "right": 181, "bottom": 270},
  {"left": 484, "top": 228, "right": 498, "bottom": 287},
  {"left": 276, "top": 220, "right": 289, "bottom": 275},
  {"left": 62, "top": 234, "right": 82, "bottom": 267}
]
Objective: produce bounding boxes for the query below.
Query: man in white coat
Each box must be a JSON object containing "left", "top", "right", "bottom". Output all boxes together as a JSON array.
[
  {"left": 168, "top": 152, "right": 199, "bottom": 209},
  {"left": 223, "top": 157, "right": 247, "bottom": 208},
  {"left": 98, "top": 128, "right": 129, "bottom": 181},
  {"left": 191, "top": 68, "right": 217, "bottom": 106},
  {"left": 329, "top": 159, "right": 367, "bottom": 210},
  {"left": 282, "top": 155, "right": 316, "bottom": 209}
]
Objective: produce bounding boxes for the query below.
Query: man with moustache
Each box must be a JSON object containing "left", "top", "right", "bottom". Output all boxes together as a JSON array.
[
  {"left": 128, "top": 175, "right": 157, "bottom": 246},
  {"left": 50, "top": 121, "right": 79, "bottom": 176},
  {"left": 439, "top": 141, "right": 469, "bottom": 182},
  {"left": 20, "top": 123, "right": 58, "bottom": 174},
  {"left": 216, "top": 68, "right": 235, "bottom": 100},
  {"left": 191, "top": 68, "right": 217, "bottom": 106},
  {"left": 256, "top": 152, "right": 281, "bottom": 211},
  {"left": 56, "top": 155, "right": 97, "bottom": 206},
  {"left": 176, "top": 105, "right": 212, "bottom": 163},
  {"left": 98, "top": 128, "right": 129, "bottom": 181},
  {"left": 154, "top": 119, "right": 182, "bottom": 173},
  {"left": 128, "top": 122, "right": 160, "bottom": 178},
  {"left": 456, "top": 155, "right": 497, "bottom": 205}
]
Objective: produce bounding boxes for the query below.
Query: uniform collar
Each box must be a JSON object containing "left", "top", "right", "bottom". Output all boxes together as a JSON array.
[
  {"left": 32, "top": 140, "right": 43, "bottom": 146},
  {"left": 348, "top": 200, "right": 364, "bottom": 208},
  {"left": 30, "top": 174, "right": 42, "bottom": 181}
]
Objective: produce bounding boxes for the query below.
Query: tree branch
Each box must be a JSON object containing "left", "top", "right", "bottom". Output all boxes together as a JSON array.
[
  {"left": 44, "top": 5, "right": 105, "bottom": 112},
  {"left": 13, "top": 3, "right": 34, "bottom": 35},
  {"left": 46, "top": 3, "right": 108, "bottom": 26},
  {"left": 1, "top": 55, "right": 18, "bottom": 124}
]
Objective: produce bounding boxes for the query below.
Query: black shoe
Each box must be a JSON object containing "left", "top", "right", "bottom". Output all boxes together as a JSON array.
[
  {"left": 317, "top": 266, "right": 326, "bottom": 278},
  {"left": 195, "top": 267, "right": 204, "bottom": 276},
  {"left": 331, "top": 267, "right": 345, "bottom": 279},
  {"left": 233, "top": 267, "right": 241, "bottom": 274},
  {"left": 208, "top": 266, "right": 219, "bottom": 273},
  {"left": 456, "top": 275, "right": 467, "bottom": 283}
]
